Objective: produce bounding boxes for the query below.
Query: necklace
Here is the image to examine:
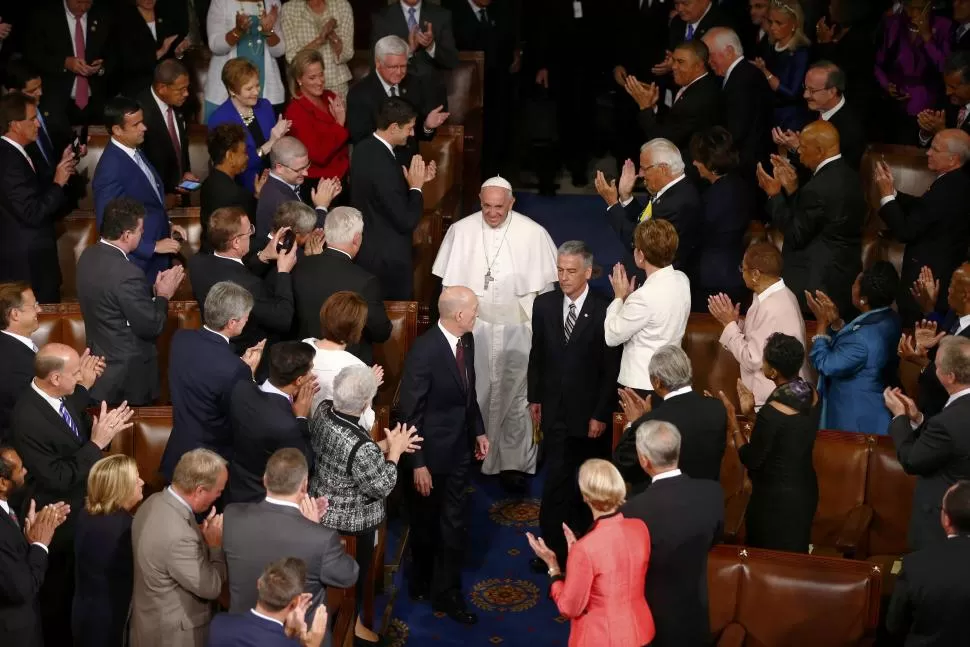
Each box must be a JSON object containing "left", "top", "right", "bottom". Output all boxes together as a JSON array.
[
  {"left": 481, "top": 215, "right": 512, "bottom": 290},
  {"left": 239, "top": 108, "right": 255, "bottom": 126}
]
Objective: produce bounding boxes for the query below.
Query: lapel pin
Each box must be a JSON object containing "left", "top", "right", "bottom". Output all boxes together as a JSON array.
[{"left": 583, "top": 313, "right": 589, "bottom": 318}]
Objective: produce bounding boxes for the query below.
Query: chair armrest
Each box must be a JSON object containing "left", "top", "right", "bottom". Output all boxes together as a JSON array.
[
  {"left": 718, "top": 622, "right": 746, "bottom": 647},
  {"left": 722, "top": 490, "right": 751, "bottom": 544},
  {"left": 836, "top": 503, "right": 874, "bottom": 557}
]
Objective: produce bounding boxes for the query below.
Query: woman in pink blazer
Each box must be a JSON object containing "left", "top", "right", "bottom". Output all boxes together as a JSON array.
[{"left": 527, "top": 459, "right": 655, "bottom": 647}]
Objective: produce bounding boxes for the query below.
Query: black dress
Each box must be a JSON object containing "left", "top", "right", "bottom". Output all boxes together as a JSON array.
[
  {"left": 72, "top": 509, "right": 134, "bottom": 647},
  {"left": 739, "top": 379, "right": 820, "bottom": 553}
]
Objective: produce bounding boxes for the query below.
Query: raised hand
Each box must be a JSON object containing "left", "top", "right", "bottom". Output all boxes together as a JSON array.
[
  {"left": 386, "top": 423, "right": 422, "bottom": 461},
  {"left": 328, "top": 94, "right": 346, "bottom": 126},
  {"left": 254, "top": 169, "right": 270, "bottom": 198},
  {"left": 873, "top": 160, "right": 896, "bottom": 198},
  {"left": 158, "top": 34, "right": 179, "bottom": 59},
  {"left": 405, "top": 155, "right": 428, "bottom": 190},
  {"left": 816, "top": 16, "right": 836, "bottom": 43},
  {"left": 769, "top": 153, "right": 798, "bottom": 195},
  {"left": 736, "top": 378, "right": 755, "bottom": 416},
  {"left": 897, "top": 333, "right": 930, "bottom": 368},
  {"left": 609, "top": 262, "right": 635, "bottom": 301},
  {"left": 371, "top": 364, "right": 385, "bottom": 386},
  {"left": 303, "top": 228, "right": 326, "bottom": 256},
  {"left": 708, "top": 293, "right": 740, "bottom": 327},
  {"left": 771, "top": 127, "right": 800, "bottom": 152},
  {"left": 618, "top": 159, "right": 637, "bottom": 199},
  {"left": 235, "top": 12, "right": 252, "bottom": 33},
  {"left": 154, "top": 265, "right": 185, "bottom": 299},
  {"left": 91, "top": 400, "right": 134, "bottom": 449},
  {"left": 311, "top": 177, "right": 342, "bottom": 210},
  {"left": 624, "top": 76, "right": 659, "bottom": 110},
  {"left": 525, "top": 532, "right": 560, "bottom": 571},
  {"left": 25, "top": 501, "right": 69, "bottom": 546},
  {"left": 916, "top": 109, "right": 945, "bottom": 135},
  {"left": 593, "top": 170, "right": 619, "bottom": 206},
  {"left": 424, "top": 160, "right": 437, "bottom": 183},
  {"left": 914, "top": 320, "right": 945, "bottom": 350},
  {"left": 270, "top": 114, "right": 291, "bottom": 141},
  {"left": 563, "top": 523, "right": 578, "bottom": 553},
  {"left": 299, "top": 493, "right": 328, "bottom": 523},
  {"left": 650, "top": 51, "right": 673, "bottom": 76},
  {"left": 242, "top": 339, "right": 266, "bottom": 377},
  {"left": 756, "top": 162, "right": 782, "bottom": 197},
  {"left": 423, "top": 105, "right": 450, "bottom": 130},
  {"left": 77, "top": 348, "right": 105, "bottom": 389},
  {"left": 617, "top": 387, "right": 651, "bottom": 422},
  {"left": 200, "top": 507, "right": 223, "bottom": 547},
  {"left": 292, "top": 377, "right": 320, "bottom": 418},
  {"left": 260, "top": 5, "right": 279, "bottom": 33},
  {"left": 910, "top": 266, "right": 939, "bottom": 314},
  {"left": 416, "top": 22, "right": 435, "bottom": 48}
]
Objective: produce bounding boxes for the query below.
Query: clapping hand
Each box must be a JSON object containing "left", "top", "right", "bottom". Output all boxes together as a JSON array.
[
  {"left": 756, "top": 162, "right": 783, "bottom": 197},
  {"left": 24, "top": 500, "right": 70, "bottom": 546},
  {"left": 887, "top": 83, "right": 911, "bottom": 101},
  {"left": 769, "top": 153, "right": 798, "bottom": 195},
  {"left": 525, "top": 532, "right": 560, "bottom": 572},
  {"left": 816, "top": 16, "right": 836, "bottom": 44},
  {"left": 624, "top": 76, "right": 659, "bottom": 110},
  {"left": 617, "top": 387, "right": 651, "bottom": 421},
  {"left": 916, "top": 109, "right": 945, "bottom": 136},
  {"left": 593, "top": 170, "right": 619, "bottom": 207},
  {"left": 284, "top": 594, "right": 328, "bottom": 647},
  {"left": 404, "top": 155, "right": 429, "bottom": 190},
  {"left": 898, "top": 333, "right": 930, "bottom": 368},
  {"left": 708, "top": 293, "right": 740, "bottom": 327},
  {"left": 242, "top": 339, "right": 266, "bottom": 377},
  {"left": 910, "top": 266, "right": 939, "bottom": 314},
  {"left": 650, "top": 51, "right": 673, "bottom": 76},
  {"left": 371, "top": 364, "right": 385, "bottom": 387},
  {"left": 90, "top": 400, "right": 134, "bottom": 449},
  {"left": 259, "top": 5, "right": 279, "bottom": 33},
  {"left": 609, "top": 263, "right": 636, "bottom": 301},
  {"left": 0, "top": 18, "right": 12, "bottom": 41},
  {"left": 254, "top": 169, "right": 270, "bottom": 198},
  {"left": 804, "top": 289, "right": 840, "bottom": 331},
  {"left": 771, "top": 127, "right": 800, "bottom": 152},
  {"left": 873, "top": 160, "right": 896, "bottom": 199},
  {"left": 563, "top": 523, "right": 578, "bottom": 553},
  {"left": 736, "top": 378, "right": 756, "bottom": 417},
  {"left": 423, "top": 105, "right": 450, "bottom": 130},
  {"left": 299, "top": 494, "right": 329, "bottom": 523},
  {"left": 304, "top": 228, "right": 326, "bottom": 256},
  {"left": 269, "top": 114, "right": 291, "bottom": 141},
  {"left": 311, "top": 177, "right": 342, "bottom": 210},
  {"left": 914, "top": 320, "right": 946, "bottom": 350},
  {"left": 415, "top": 22, "right": 435, "bottom": 49},
  {"left": 77, "top": 348, "right": 106, "bottom": 389},
  {"left": 618, "top": 159, "right": 636, "bottom": 200},
  {"left": 328, "top": 94, "right": 346, "bottom": 126},
  {"left": 153, "top": 265, "right": 185, "bottom": 299},
  {"left": 235, "top": 11, "right": 252, "bottom": 32},
  {"left": 292, "top": 377, "right": 320, "bottom": 419},
  {"left": 884, "top": 387, "right": 921, "bottom": 423}
]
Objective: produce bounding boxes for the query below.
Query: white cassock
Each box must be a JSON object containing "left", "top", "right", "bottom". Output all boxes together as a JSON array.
[{"left": 432, "top": 210, "right": 558, "bottom": 474}]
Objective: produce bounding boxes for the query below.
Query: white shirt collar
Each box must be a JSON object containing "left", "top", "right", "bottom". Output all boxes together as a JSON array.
[
  {"left": 269, "top": 171, "right": 300, "bottom": 192},
  {"left": 437, "top": 320, "right": 462, "bottom": 357},
  {"left": 652, "top": 174, "right": 686, "bottom": 201},
  {"left": 563, "top": 284, "right": 589, "bottom": 317},
  {"left": 260, "top": 380, "right": 293, "bottom": 402},
  {"left": 957, "top": 314, "right": 970, "bottom": 335},
  {"left": 814, "top": 154, "right": 842, "bottom": 175},
  {"left": 689, "top": 2, "right": 711, "bottom": 30},
  {"left": 65, "top": 3, "right": 87, "bottom": 29},
  {"left": 213, "top": 252, "right": 245, "bottom": 265},
  {"left": 401, "top": 1, "right": 422, "bottom": 23},
  {"left": 166, "top": 486, "right": 195, "bottom": 514},
  {"left": 0, "top": 499, "right": 11, "bottom": 517},
  {"left": 30, "top": 379, "right": 64, "bottom": 415},
  {"left": 723, "top": 56, "right": 743, "bottom": 85},
  {"left": 373, "top": 132, "right": 396, "bottom": 156},
  {"left": 945, "top": 386, "right": 970, "bottom": 409},
  {"left": 2, "top": 330, "right": 38, "bottom": 352},
  {"left": 1, "top": 136, "right": 33, "bottom": 167},
  {"left": 150, "top": 87, "right": 180, "bottom": 143},
  {"left": 329, "top": 247, "right": 353, "bottom": 260},
  {"left": 652, "top": 468, "right": 683, "bottom": 482},
  {"left": 250, "top": 608, "right": 285, "bottom": 628},
  {"left": 203, "top": 326, "right": 230, "bottom": 344},
  {"left": 375, "top": 70, "right": 399, "bottom": 99},
  {"left": 664, "top": 385, "right": 692, "bottom": 400},
  {"left": 98, "top": 239, "right": 130, "bottom": 261},
  {"left": 467, "top": 0, "right": 486, "bottom": 18},
  {"left": 264, "top": 496, "right": 301, "bottom": 511},
  {"left": 820, "top": 96, "right": 845, "bottom": 121},
  {"left": 757, "top": 278, "right": 786, "bottom": 303},
  {"left": 111, "top": 137, "right": 140, "bottom": 160},
  {"left": 679, "top": 72, "right": 709, "bottom": 95}
]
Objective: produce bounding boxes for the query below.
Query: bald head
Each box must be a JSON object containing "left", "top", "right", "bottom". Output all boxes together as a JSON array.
[
  {"left": 35, "top": 343, "right": 78, "bottom": 379},
  {"left": 34, "top": 343, "right": 82, "bottom": 397},
  {"left": 438, "top": 286, "right": 479, "bottom": 335},
  {"left": 798, "top": 121, "right": 841, "bottom": 170}
]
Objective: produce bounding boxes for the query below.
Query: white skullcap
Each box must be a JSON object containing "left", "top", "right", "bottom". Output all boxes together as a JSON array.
[{"left": 481, "top": 176, "right": 513, "bottom": 192}]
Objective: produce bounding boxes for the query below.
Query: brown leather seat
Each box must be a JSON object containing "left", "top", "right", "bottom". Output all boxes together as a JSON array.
[
  {"left": 373, "top": 301, "right": 420, "bottom": 408},
  {"left": 864, "top": 436, "right": 917, "bottom": 590},
  {"left": 811, "top": 431, "right": 874, "bottom": 557},
  {"left": 708, "top": 545, "right": 882, "bottom": 646}
]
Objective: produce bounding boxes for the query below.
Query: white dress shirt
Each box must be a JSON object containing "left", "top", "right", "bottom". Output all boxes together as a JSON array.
[
  {"left": 203, "top": 326, "right": 230, "bottom": 343},
  {"left": 664, "top": 385, "right": 692, "bottom": 400},
  {"left": 401, "top": 1, "right": 436, "bottom": 57},
  {"left": 820, "top": 96, "right": 845, "bottom": 122},
  {"left": 1, "top": 136, "right": 35, "bottom": 171},
  {"left": 98, "top": 239, "right": 130, "bottom": 261},
  {"left": 64, "top": 4, "right": 87, "bottom": 100},
  {"left": 687, "top": 3, "right": 711, "bottom": 37},
  {"left": 1, "top": 330, "right": 38, "bottom": 352},
  {"left": 653, "top": 174, "right": 687, "bottom": 202},
  {"left": 651, "top": 468, "right": 682, "bottom": 482},
  {"left": 757, "top": 278, "right": 787, "bottom": 303},
  {"left": 814, "top": 154, "right": 842, "bottom": 175},
  {"left": 956, "top": 313, "right": 970, "bottom": 336},
  {"left": 264, "top": 496, "right": 301, "bottom": 511},
  {"left": 945, "top": 386, "right": 970, "bottom": 409},
  {"left": 165, "top": 486, "right": 195, "bottom": 514},
  {"left": 437, "top": 321, "right": 462, "bottom": 358},
  {"left": 30, "top": 380, "right": 64, "bottom": 417},
  {"left": 250, "top": 609, "right": 284, "bottom": 627},
  {"left": 722, "top": 56, "right": 744, "bottom": 86},
  {"left": 213, "top": 252, "right": 244, "bottom": 266},
  {"left": 260, "top": 380, "right": 292, "bottom": 402},
  {"left": 563, "top": 285, "right": 589, "bottom": 324},
  {"left": 376, "top": 71, "right": 401, "bottom": 99},
  {"left": 151, "top": 87, "right": 181, "bottom": 147}
]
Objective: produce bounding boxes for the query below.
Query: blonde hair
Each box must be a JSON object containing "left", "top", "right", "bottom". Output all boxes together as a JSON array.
[
  {"left": 85, "top": 455, "right": 140, "bottom": 515},
  {"left": 171, "top": 448, "right": 228, "bottom": 492},
  {"left": 288, "top": 49, "right": 325, "bottom": 98},
  {"left": 770, "top": 0, "right": 811, "bottom": 50},
  {"left": 578, "top": 459, "right": 626, "bottom": 512}
]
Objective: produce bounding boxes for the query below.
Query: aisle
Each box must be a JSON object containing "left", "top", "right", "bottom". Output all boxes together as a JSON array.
[{"left": 383, "top": 469, "right": 570, "bottom": 646}]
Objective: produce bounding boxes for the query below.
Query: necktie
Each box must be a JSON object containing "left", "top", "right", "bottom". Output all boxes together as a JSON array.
[
  {"left": 455, "top": 339, "right": 467, "bottom": 388},
  {"left": 685, "top": 24, "right": 695, "bottom": 41},
  {"left": 949, "top": 318, "right": 962, "bottom": 335},
  {"left": 36, "top": 116, "right": 53, "bottom": 166},
  {"left": 639, "top": 199, "right": 653, "bottom": 222},
  {"left": 479, "top": 7, "right": 488, "bottom": 23},
  {"left": 60, "top": 401, "right": 80, "bottom": 439},
  {"left": 134, "top": 150, "right": 163, "bottom": 203},
  {"left": 407, "top": 7, "right": 418, "bottom": 31},
  {"left": 959, "top": 106, "right": 969, "bottom": 127},
  {"left": 166, "top": 106, "right": 182, "bottom": 176},
  {"left": 564, "top": 303, "right": 577, "bottom": 342},
  {"left": 6, "top": 507, "right": 18, "bottom": 529},
  {"left": 390, "top": 85, "right": 398, "bottom": 97},
  {"left": 23, "top": 151, "right": 36, "bottom": 173},
  {"left": 74, "top": 15, "right": 90, "bottom": 110}
]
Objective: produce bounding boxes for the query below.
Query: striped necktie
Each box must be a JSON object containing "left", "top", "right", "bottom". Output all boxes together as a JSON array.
[
  {"left": 564, "top": 303, "right": 577, "bottom": 342},
  {"left": 60, "top": 401, "right": 80, "bottom": 439}
]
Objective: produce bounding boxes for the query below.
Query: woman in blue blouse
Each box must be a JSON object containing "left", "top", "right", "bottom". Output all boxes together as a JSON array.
[
  {"left": 752, "top": 0, "right": 812, "bottom": 131},
  {"left": 807, "top": 261, "right": 902, "bottom": 433}
]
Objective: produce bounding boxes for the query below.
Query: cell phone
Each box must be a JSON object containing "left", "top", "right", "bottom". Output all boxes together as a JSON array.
[
  {"left": 177, "top": 179, "right": 201, "bottom": 191},
  {"left": 71, "top": 136, "right": 81, "bottom": 160},
  {"left": 172, "top": 230, "right": 184, "bottom": 243},
  {"left": 276, "top": 229, "right": 296, "bottom": 254}
]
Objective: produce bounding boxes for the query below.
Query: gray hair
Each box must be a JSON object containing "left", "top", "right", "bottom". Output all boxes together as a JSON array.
[
  {"left": 171, "top": 448, "right": 227, "bottom": 492},
  {"left": 270, "top": 136, "right": 307, "bottom": 167},
  {"left": 635, "top": 420, "right": 681, "bottom": 468},
  {"left": 333, "top": 365, "right": 378, "bottom": 416},
  {"left": 649, "top": 345, "right": 693, "bottom": 390},
  {"left": 273, "top": 201, "right": 317, "bottom": 235},
  {"left": 557, "top": 240, "right": 593, "bottom": 269},
  {"left": 641, "top": 138, "right": 685, "bottom": 176},
  {"left": 938, "top": 336, "right": 970, "bottom": 384},
  {"left": 705, "top": 27, "right": 743, "bottom": 56},
  {"left": 325, "top": 207, "right": 364, "bottom": 246},
  {"left": 375, "top": 35, "right": 409, "bottom": 63},
  {"left": 939, "top": 130, "right": 970, "bottom": 165},
  {"left": 203, "top": 281, "right": 254, "bottom": 330}
]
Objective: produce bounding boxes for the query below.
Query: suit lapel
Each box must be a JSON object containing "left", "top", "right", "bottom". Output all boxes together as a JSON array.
[
  {"left": 435, "top": 328, "right": 466, "bottom": 392},
  {"left": 567, "top": 294, "right": 596, "bottom": 345},
  {"left": 27, "top": 389, "right": 84, "bottom": 446}
]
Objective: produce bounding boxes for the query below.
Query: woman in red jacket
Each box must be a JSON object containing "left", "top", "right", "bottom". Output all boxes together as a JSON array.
[
  {"left": 285, "top": 49, "right": 350, "bottom": 203},
  {"left": 527, "top": 459, "right": 655, "bottom": 647}
]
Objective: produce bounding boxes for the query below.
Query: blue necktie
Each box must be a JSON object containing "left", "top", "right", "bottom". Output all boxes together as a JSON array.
[
  {"left": 35, "top": 115, "right": 53, "bottom": 166},
  {"left": 59, "top": 401, "right": 80, "bottom": 439},
  {"left": 686, "top": 24, "right": 695, "bottom": 41},
  {"left": 134, "top": 150, "right": 163, "bottom": 203},
  {"left": 407, "top": 7, "right": 418, "bottom": 30}
]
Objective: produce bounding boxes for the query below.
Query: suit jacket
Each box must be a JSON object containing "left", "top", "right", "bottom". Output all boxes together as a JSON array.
[
  {"left": 721, "top": 59, "right": 774, "bottom": 176},
  {"left": 207, "top": 612, "right": 300, "bottom": 647},
  {"left": 398, "top": 325, "right": 485, "bottom": 475},
  {"left": 292, "top": 248, "right": 391, "bottom": 364},
  {"left": 527, "top": 287, "right": 620, "bottom": 437},
  {"left": 693, "top": 172, "right": 752, "bottom": 297},
  {"left": 187, "top": 253, "right": 295, "bottom": 356},
  {"left": 445, "top": 0, "right": 518, "bottom": 72},
  {"left": 136, "top": 87, "right": 190, "bottom": 194},
  {"left": 768, "top": 158, "right": 864, "bottom": 316},
  {"left": 207, "top": 99, "right": 275, "bottom": 194},
  {"left": 226, "top": 380, "right": 312, "bottom": 504},
  {"left": 92, "top": 142, "right": 171, "bottom": 282},
  {"left": 162, "top": 329, "right": 252, "bottom": 481},
  {"left": 614, "top": 390, "right": 727, "bottom": 493},
  {"left": 131, "top": 489, "right": 226, "bottom": 647},
  {"left": 223, "top": 500, "right": 358, "bottom": 619},
  {"left": 0, "top": 501, "right": 47, "bottom": 646},
  {"left": 637, "top": 73, "right": 721, "bottom": 163},
  {"left": 886, "top": 535, "right": 970, "bottom": 647},
  {"left": 667, "top": 4, "right": 733, "bottom": 50},
  {"left": 118, "top": 5, "right": 185, "bottom": 96},
  {"left": 370, "top": 2, "right": 458, "bottom": 79},
  {"left": 889, "top": 395, "right": 970, "bottom": 551},
  {"left": 72, "top": 509, "right": 134, "bottom": 647},
  {"left": 0, "top": 334, "right": 37, "bottom": 443},
  {"left": 826, "top": 100, "right": 867, "bottom": 170},
  {"left": 253, "top": 175, "right": 325, "bottom": 243},
  {"left": 613, "top": 0, "right": 671, "bottom": 80},
  {"left": 350, "top": 135, "right": 424, "bottom": 301},
  {"left": 76, "top": 242, "right": 168, "bottom": 405},
  {"left": 620, "top": 474, "right": 724, "bottom": 647},
  {"left": 917, "top": 321, "right": 970, "bottom": 418},
  {"left": 957, "top": 23, "right": 970, "bottom": 51},
  {"left": 200, "top": 169, "right": 256, "bottom": 253},
  {"left": 0, "top": 138, "right": 66, "bottom": 302},
  {"left": 944, "top": 101, "right": 970, "bottom": 136}
]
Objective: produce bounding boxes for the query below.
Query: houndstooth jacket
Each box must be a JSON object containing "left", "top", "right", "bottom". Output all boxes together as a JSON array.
[{"left": 308, "top": 401, "right": 398, "bottom": 534}]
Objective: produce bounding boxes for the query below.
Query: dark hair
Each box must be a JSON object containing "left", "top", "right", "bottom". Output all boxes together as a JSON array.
[
  {"left": 153, "top": 58, "right": 189, "bottom": 86},
  {"left": 675, "top": 39, "right": 709, "bottom": 64},
  {"left": 208, "top": 123, "right": 247, "bottom": 166},
  {"left": 207, "top": 207, "right": 248, "bottom": 252},
  {"left": 4, "top": 57, "right": 41, "bottom": 92},
  {"left": 256, "top": 558, "right": 307, "bottom": 612},
  {"left": 268, "top": 341, "right": 316, "bottom": 387},
  {"left": 944, "top": 481, "right": 970, "bottom": 534},
  {"left": 375, "top": 97, "right": 417, "bottom": 130},
  {"left": 0, "top": 446, "right": 16, "bottom": 481},
  {"left": 320, "top": 291, "right": 368, "bottom": 345},
  {"left": 859, "top": 261, "right": 899, "bottom": 309},
  {"left": 100, "top": 197, "right": 145, "bottom": 240},
  {"left": 945, "top": 51, "right": 970, "bottom": 85},
  {"left": 0, "top": 91, "right": 35, "bottom": 134},
  {"left": 764, "top": 333, "right": 805, "bottom": 379},
  {"left": 810, "top": 60, "right": 846, "bottom": 94},
  {"left": 689, "top": 126, "right": 739, "bottom": 175},
  {"left": 0, "top": 281, "right": 31, "bottom": 328},
  {"left": 103, "top": 95, "right": 143, "bottom": 132}
]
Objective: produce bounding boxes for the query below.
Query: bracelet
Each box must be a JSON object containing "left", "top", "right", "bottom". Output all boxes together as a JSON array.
[
  {"left": 811, "top": 333, "right": 831, "bottom": 343},
  {"left": 261, "top": 29, "right": 275, "bottom": 37}
]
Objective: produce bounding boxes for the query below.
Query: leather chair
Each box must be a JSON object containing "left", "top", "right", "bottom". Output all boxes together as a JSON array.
[
  {"left": 811, "top": 431, "right": 874, "bottom": 558},
  {"left": 708, "top": 545, "right": 882, "bottom": 646},
  {"left": 864, "top": 436, "right": 917, "bottom": 591},
  {"left": 373, "top": 301, "right": 420, "bottom": 408}
]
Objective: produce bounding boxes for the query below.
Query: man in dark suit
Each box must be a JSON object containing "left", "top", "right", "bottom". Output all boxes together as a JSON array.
[
  {"left": 351, "top": 98, "right": 434, "bottom": 301},
  {"left": 188, "top": 207, "right": 297, "bottom": 360},
  {"left": 0, "top": 446, "right": 69, "bottom": 647},
  {"left": 917, "top": 52, "right": 970, "bottom": 143},
  {"left": 757, "top": 120, "right": 864, "bottom": 316},
  {"left": 795, "top": 62, "right": 868, "bottom": 170},
  {"left": 223, "top": 449, "right": 358, "bottom": 619},
  {"left": 620, "top": 420, "right": 724, "bottom": 647},
  {"left": 9, "top": 342, "right": 130, "bottom": 646},
  {"left": 75, "top": 197, "right": 183, "bottom": 406},
  {"left": 527, "top": 241, "right": 621, "bottom": 568},
  {"left": 887, "top": 480, "right": 970, "bottom": 646},
  {"left": 135, "top": 59, "right": 194, "bottom": 196},
  {"left": 0, "top": 91, "right": 77, "bottom": 302},
  {"left": 875, "top": 130, "right": 970, "bottom": 327},
  {"left": 92, "top": 95, "right": 185, "bottom": 283},
  {"left": 162, "top": 281, "right": 260, "bottom": 481},
  {"left": 666, "top": 0, "right": 733, "bottom": 52},
  {"left": 886, "top": 336, "right": 970, "bottom": 551},
  {"left": 613, "top": 345, "right": 727, "bottom": 492},
  {"left": 398, "top": 286, "right": 489, "bottom": 625},
  {"left": 293, "top": 206, "right": 391, "bottom": 363},
  {"left": 226, "top": 342, "right": 316, "bottom": 505},
  {"left": 25, "top": 0, "right": 115, "bottom": 126},
  {"left": 0, "top": 283, "right": 40, "bottom": 442},
  {"left": 346, "top": 35, "right": 448, "bottom": 167},
  {"left": 956, "top": 1, "right": 970, "bottom": 50}
]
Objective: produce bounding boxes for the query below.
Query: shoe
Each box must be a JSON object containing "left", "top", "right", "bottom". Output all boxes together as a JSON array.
[
  {"left": 433, "top": 598, "right": 479, "bottom": 625},
  {"left": 500, "top": 472, "right": 527, "bottom": 494},
  {"left": 353, "top": 634, "right": 384, "bottom": 647},
  {"left": 408, "top": 586, "right": 430, "bottom": 602},
  {"left": 529, "top": 557, "right": 548, "bottom": 574}
]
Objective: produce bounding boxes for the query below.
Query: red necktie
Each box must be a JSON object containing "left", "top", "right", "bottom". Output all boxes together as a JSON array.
[
  {"left": 455, "top": 339, "right": 467, "bottom": 388},
  {"left": 959, "top": 106, "right": 969, "bottom": 127},
  {"left": 6, "top": 507, "right": 19, "bottom": 529},
  {"left": 166, "top": 106, "right": 183, "bottom": 175},
  {"left": 74, "top": 15, "right": 89, "bottom": 110}
]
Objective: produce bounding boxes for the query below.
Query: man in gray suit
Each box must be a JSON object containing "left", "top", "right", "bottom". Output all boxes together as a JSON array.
[
  {"left": 223, "top": 448, "right": 358, "bottom": 645},
  {"left": 75, "top": 197, "right": 184, "bottom": 406},
  {"left": 131, "top": 448, "right": 228, "bottom": 647}
]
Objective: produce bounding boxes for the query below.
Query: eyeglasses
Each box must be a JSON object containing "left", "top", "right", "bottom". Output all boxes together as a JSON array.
[
  {"left": 641, "top": 163, "right": 664, "bottom": 173},
  {"left": 803, "top": 85, "right": 831, "bottom": 95},
  {"left": 233, "top": 223, "right": 256, "bottom": 240},
  {"left": 280, "top": 162, "right": 311, "bottom": 174}
]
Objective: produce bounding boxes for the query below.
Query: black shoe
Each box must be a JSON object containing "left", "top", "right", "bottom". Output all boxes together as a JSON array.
[
  {"left": 529, "top": 557, "right": 548, "bottom": 574},
  {"left": 500, "top": 471, "right": 527, "bottom": 494},
  {"left": 353, "top": 634, "right": 384, "bottom": 647},
  {"left": 433, "top": 597, "right": 479, "bottom": 625}
]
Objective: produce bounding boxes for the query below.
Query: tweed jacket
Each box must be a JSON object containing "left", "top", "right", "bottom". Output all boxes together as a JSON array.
[{"left": 308, "top": 402, "right": 397, "bottom": 533}]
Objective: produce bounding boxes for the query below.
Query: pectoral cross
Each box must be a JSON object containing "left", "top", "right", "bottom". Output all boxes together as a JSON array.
[{"left": 484, "top": 270, "right": 493, "bottom": 290}]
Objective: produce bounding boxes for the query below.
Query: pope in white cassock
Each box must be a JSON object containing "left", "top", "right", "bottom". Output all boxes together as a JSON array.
[{"left": 432, "top": 177, "right": 558, "bottom": 479}]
